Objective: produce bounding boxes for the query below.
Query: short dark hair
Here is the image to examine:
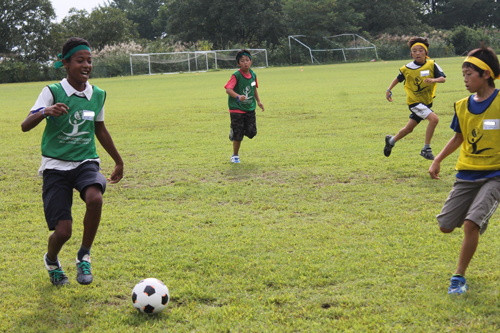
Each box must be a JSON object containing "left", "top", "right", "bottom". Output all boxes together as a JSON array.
[
  {"left": 408, "top": 37, "right": 429, "bottom": 54},
  {"left": 463, "top": 45, "right": 500, "bottom": 88},
  {"left": 236, "top": 49, "right": 251, "bottom": 64},
  {"left": 61, "top": 37, "right": 91, "bottom": 60}
]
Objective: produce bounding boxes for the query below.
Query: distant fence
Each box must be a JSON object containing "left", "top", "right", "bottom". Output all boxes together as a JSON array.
[{"left": 0, "top": 45, "right": 457, "bottom": 84}]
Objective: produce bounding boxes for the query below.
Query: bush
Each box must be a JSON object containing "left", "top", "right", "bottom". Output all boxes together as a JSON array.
[{"left": 446, "top": 26, "right": 491, "bottom": 55}]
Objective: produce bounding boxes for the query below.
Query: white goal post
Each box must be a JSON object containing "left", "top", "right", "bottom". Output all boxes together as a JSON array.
[
  {"left": 129, "top": 49, "right": 268, "bottom": 76},
  {"left": 288, "top": 34, "right": 379, "bottom": 64}
]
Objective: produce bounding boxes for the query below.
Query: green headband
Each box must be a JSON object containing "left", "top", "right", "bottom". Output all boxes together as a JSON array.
[
  {"left": 236, "top": 52, "right": 252, "bottom": 62},
  {"left": 54, "top": 45, "right": 91, "bottom": 69}
]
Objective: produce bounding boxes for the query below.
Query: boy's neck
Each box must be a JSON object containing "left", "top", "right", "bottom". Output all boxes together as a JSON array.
[
  {"left": 474, "top": 86, "right": 496, "bottom": 102},
  {"left": 239, "top": 68, "right": 251, "bottom": 75},
  {"left": 66, "top": 77, "right": 87, "bottom": 92},
  {"left": 414, "top": 60, "right": 426, "bottom": 65}
]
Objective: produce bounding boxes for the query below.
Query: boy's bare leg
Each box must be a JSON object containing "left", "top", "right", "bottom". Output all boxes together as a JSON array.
[
  {"left": 81, "top": 185, "right": 103, "bottom": 248},
  {"left": 455, "top": 220, "right": 480, "bottom": 276},
  {"left": 233, "top": 141, "right": 241, "bottom": 156},
  {"left": 393, "top": 119, "right": 419, "bottom": 142},
  {"left": 47, "top": 220, "right": 72, "bottom": 261},
  {"left": 424, "top": 112, "right": 439, "bottom": 145}
]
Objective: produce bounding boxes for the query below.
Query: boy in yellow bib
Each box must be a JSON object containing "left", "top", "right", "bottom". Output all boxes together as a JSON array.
[
  {"left": 384, "top": 37, "right": 446, "bottom": 160},
  {"left": 429, "top": 46, "right": 500, "bottom": 294}
]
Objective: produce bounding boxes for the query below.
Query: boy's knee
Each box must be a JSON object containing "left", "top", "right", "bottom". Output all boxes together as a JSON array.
[
  {"left": 464, "top": 220, "right": 479, "bottom": 233},
  {"left": 403, "top": 127, "right": 413, "bottom": 135},
  {"left": 440, "top": 226, "right": 454, "bottom": 233},
  {"left": 84, "top": 186, "right": 103, "bottom": 208},
  {"left": 55, "top": 221, "right": 72, "bottom": 241}
]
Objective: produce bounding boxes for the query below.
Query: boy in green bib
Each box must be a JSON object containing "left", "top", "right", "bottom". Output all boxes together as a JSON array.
[
  {"left": 384, "top": 37, "right": 446, "bottom": 160},
  {"left": 224, "top": 49, "right": 265, "bottom": 163},
  {"left": 429, "top": 46, "right": 500, "bottom": 294},
  {"left": 21, "top": 37, "right": 124, "bottom": 286}
]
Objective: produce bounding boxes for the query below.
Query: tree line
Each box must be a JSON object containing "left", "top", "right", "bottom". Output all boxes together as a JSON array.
[{"left": 1, "top": 0, "right": 499, "bottom": 82}]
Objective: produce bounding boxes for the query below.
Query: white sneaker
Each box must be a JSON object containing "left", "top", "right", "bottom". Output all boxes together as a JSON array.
[{"left": 231, "top": 155, "right": 240, "bottom": 163}]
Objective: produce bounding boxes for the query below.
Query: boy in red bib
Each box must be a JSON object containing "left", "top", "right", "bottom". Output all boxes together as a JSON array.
[{"left": 224, "top": 49, "right": 265, "bottom": 163}]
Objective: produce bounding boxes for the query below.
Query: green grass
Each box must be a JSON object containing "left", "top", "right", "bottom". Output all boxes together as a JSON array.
[{"left": 2, "top": 57, "right": 500, "bottom": 332}]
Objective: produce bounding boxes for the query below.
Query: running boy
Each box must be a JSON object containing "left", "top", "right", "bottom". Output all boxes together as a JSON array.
[
  {"left": 429, "top": 46, "right": 500, "bottom": 294},
  {"left": 384, "top": 37, "right": 446, "bottom": 160},
  {"left": 21, "top": 37, "right": 124, "bottom": 286},
  {"left": 225, "top": 49, "right": 264, "bottom": 163}
]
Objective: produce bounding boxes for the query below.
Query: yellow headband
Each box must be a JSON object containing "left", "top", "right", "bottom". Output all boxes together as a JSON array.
[
  {"left": 464, "top": 56, "right": 500, "bottom": 80},
  {"left": 411, "top": 42, "right": 430, "bottom": 59}
]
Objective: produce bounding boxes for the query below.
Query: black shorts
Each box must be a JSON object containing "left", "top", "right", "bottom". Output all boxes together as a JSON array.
[
  {"left": 230, "top": 111, "right": 257, "bottom": 141},
  {"left": 42, "top": 161, "right": 106, "bottom": 230}
]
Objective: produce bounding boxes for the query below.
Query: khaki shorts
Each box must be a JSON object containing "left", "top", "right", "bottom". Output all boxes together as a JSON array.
[{"left": 437, "top": 176, "right": 500, "bottom": 235}]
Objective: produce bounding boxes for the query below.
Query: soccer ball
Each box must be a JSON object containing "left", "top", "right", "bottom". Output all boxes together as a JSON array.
[{"left": 131, "top": 278, "right": 170, "bottom": 315}]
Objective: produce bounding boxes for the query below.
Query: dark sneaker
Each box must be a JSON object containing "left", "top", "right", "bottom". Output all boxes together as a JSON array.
[
  {"left": 44, "top": 253, "right": 69, "bottom": 286},
  {"left": 448, "top": 275, "right": 467, "bottom": 295},
  {"left": 384, "top": 135, "right": 394, "bottom": 157},
  {"left": 76, "top": 254, "right": 93, "bottom": 285},
  {"left": 420, "top": 148, "right": 435, "bottom": 160},
  {"left": 229, "top": 129, "right": 234, "bottom": 142}
]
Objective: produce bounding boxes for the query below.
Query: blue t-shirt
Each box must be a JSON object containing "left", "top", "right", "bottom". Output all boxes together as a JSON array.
[{"left": 451, "top": 89, "right": 500, "bottom": 180}]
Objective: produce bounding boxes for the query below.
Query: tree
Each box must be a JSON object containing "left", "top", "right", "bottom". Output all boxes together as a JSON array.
[
  {"left": 110, "top": 0, "right": 166, "bottom": 40},
  {"left": 164, "top": 0, "right": 287, "bottom": 48},
  {"left": 283, "top": 0, "right": 362, "bottom": 36},
  {"left": 352, "top": 0, "right": 425, "bottom": 35},
  {"left": 0, "top": 0, "right": 55, "bottom": 60},
  {"left": 419, "top": 0, "right": 500, "bottom": 29},
  {"left": 56, "top": 7, "right": 138, "bottom": 50}
]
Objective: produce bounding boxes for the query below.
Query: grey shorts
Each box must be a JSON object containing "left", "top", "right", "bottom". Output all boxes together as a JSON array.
[
  {"left": 409, "top": 103, "right": 433, "bottom": 124},
  {"left": 437, "top": 176, "right": 500, "bottom": 234},
  {"left": 42, "top": 162, "right": 106, "bottom": 230}
]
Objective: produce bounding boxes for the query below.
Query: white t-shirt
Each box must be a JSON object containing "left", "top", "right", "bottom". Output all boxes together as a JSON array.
[{"left": 31, "top": 79, "right": 105, "bottom": 175}]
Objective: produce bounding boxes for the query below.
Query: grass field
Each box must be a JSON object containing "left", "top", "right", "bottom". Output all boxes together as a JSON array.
[{"left": 2, "top": 57, "right": 500, "bottom": 332}]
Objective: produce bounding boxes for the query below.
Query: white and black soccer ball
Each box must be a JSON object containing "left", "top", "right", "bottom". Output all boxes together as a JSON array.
[{"left": 131, "top": 278, "right": 170, "bottom": 315}]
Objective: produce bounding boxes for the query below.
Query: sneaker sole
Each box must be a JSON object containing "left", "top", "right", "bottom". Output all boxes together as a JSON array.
[{"left": 420, "top": 152, "right": 435, "bottom": 160}]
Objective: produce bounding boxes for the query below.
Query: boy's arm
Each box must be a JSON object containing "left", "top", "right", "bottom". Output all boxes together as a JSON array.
[
  {"left": 21, "top": 103, "right": 69, "bottom": 132},
  {"left": 386, "top": 78, "right": 399, "bottom": 102},
  {"left": 95, "top": 121, "right": 124, "bottom": 184},
  {"left": 424, "top": 77, "right": 446, "bottom": 84},
  {"left": 254, "top": 88, "right": 264, "bottom": 111},
  {"left": 226, "top": 88, "right": 246, "bottom": 101},
  {"left": 429, "top": 133, "right": 463, "bottom": 179}
]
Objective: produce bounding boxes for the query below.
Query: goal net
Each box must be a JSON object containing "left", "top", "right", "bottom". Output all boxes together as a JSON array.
[
  {"left": 129, "top": 49, "right": 268, "bottom": 75},
  {"left": 288, "top": 34, "right": 379, "bottom": 64}
]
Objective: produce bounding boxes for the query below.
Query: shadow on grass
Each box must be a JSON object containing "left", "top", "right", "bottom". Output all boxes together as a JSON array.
[{"left": 225, "top": 163, "right": 259, "bottom": 182}]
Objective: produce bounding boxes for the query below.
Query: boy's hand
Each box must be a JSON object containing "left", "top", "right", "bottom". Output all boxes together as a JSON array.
[
  {"left": 258, "top": 101, "right": 264, "bottom": 111},
  {"left": 238, "top": 95, "right": 246, "bottom": 102},
  {"left": 428, "top": 161, "right": 440, "bottom": 179},
  {"left": 423, "top": 78, "right": 435, "bottom": 84},
  {"left": 386, "top": 90, "right": 393, "bottom": 102},
  {"left": 108, "top": 164, "right": 124, "bottom": 184},
  {"left": 45, "top": 103, "right": 69, "bottom": 117}
]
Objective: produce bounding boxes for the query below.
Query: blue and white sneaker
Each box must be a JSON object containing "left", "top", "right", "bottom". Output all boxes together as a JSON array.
[
  {"left": 448, "top": 275, "right": 467, "bottom": 294},
  {"left": 44, "top": 253, "right": 69, "bottom": 286},
  {"left": 231, "top": 155, "right": 240, "bottom": 163}
]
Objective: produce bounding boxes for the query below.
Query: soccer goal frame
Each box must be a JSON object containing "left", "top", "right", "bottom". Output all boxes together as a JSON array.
[
  {"left": 129, "top": 49, "right": 268, "bottom": 76},
  {"left": 288, "top": 34, "right": 379, "bottom": 64}
]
